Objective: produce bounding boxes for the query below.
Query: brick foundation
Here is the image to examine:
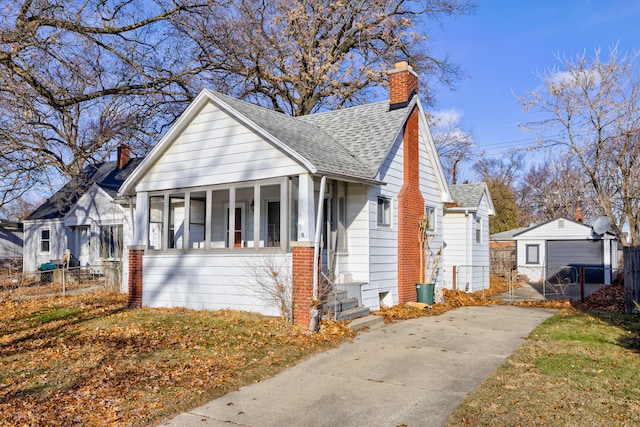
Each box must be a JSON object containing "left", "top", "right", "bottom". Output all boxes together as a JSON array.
[
  {"left": 291, "top": 244, "right": 315, "bottom": 326},
  {"left": 128, "top": 246, "right": 145, "bottom": 308}
]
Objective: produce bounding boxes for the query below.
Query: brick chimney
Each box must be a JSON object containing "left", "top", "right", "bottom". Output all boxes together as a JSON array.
[
  {"left": 387, "top": 62, "right": 425, "bottom": 303},
  {"left": 388, "top": 61, "right": 419, "bottom": 107},
  {"left": 575, "top": 206, "right": 584, "bottom": 223},
  {"left": 117, "top": 144, "right": 131, "bottom": 169}
]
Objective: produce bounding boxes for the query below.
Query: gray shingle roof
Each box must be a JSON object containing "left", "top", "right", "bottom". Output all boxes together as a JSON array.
[
  {"left": 213, "top": 92, "right": 412, "bottom": 180},
  {"left": 26, "top": 158, "right": 143, "bottom": 221},
  {"left": 449, "top": 183, "right": 487, "bottom": 209}
]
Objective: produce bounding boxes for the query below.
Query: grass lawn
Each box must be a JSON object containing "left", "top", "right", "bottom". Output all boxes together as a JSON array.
[
  {"left": 0, "top": 291, "right": 354, "bottom": 426},
  {"left": 445, "top": 309, "right": 640, "bottom": 426}
]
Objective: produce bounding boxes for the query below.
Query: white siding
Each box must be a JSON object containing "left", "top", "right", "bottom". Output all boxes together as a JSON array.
[
  {"left": 22, "top": 219, "right": 69, "bottom": 272},
  {"left": 471, "top": 196, "right": 491, "bottom": 291},
  {"left": 442, "top": 213, "right": 469, "bottom": 290},
  {"left": 0, "top": 228, "right": 22, "bottom": 265},
  {"left": 136, "top": 102, "right": 306, "bottom": 192},
  {"left": 141, "top": 251, "right": 291, "bottom": 316},
  {"left": 340, "top": 183, "right": 369, "bottom": 282},
  {"left": 418, "top": 125, "right": 445, "bottom": 287},
  {"left": 365, "top": 131, "right": 403, "bottom": 309}
]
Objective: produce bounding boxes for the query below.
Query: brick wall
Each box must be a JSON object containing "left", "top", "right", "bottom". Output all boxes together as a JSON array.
[
  {"left": 291, "top": 244, "right": 315, "bottom": 326},
  {"left": 397, "top": 107, "right": 424, "bottom": 303},
  {"left": 128, "top": 246, "right": 144, "bottom": 308}
]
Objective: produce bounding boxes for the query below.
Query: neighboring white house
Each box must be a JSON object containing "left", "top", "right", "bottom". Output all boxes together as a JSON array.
[
  {"left": 513, "top": 217, "right": 618, "bottom": 285},
  {"left": 0, "top": 220, "right": 23, "bottom": 269},
  {"left": 118, "top": 62, "right": 463, "bottom": 324},
  {"left": 442, "top": 183, "right": 495, "bottom": 291},
  {"left": 23, "top": 146, "right": 141, "bottom": 283}
]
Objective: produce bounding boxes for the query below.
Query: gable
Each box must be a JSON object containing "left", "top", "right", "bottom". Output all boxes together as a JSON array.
[
  {"left": 64, "top": 185, "right": 124, "bottom": 227},
  {"left": 135, "top": 101, "right": 308, "bottom": 192},
  {"left": 514, "top": 218, "right": 596, "bottom": 240}
]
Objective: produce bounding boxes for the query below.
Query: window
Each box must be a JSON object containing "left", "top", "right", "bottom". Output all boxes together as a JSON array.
[
  {"left": 267, "top": 201, "right": 280, "bottom": 247},
  {"left": 424, "top": 206, "right": 436, "bottom": 232},
  {"left": 149, "top": 196, "right": 164, "bottom": 250},
  {"left": 526, "top": 244, "right": 539, "bottom": 264},
  {"left": 40, "top": 229, "right": 50, "bottom": 252},
  {"left": 377, "top": 196, "right": 391, "bottom": 226},
  {"left": 189, "top": 192, "right": 206, "bottom": 248},
  {"left": 169, "top": 194, "right": 185, "bottom": 249},
  {"left": 475, "top": 217, "right": 482, "bottom": 243},
  {"left": 101, "top": 225, "right": 123, "bottom": 259}
]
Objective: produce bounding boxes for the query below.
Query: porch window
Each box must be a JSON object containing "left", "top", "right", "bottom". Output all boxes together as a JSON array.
[
  {"left": 189, "top": 191, "right": 206, "bottom": 249},
  {"left": 169, "top": 193, "right": 185, "bottom": 249},
  {"left": 101, "top": 225, "right": 123, "bottom": 259},
  {"left": 377, "top": 196, "right": 391, "bottom": 226},
  {"left": 290, "top": 176, "right": 298, "bottom": 242},
  {"left": 210, "top": 189, "right": 230, "bottom": 248},
  {"left": 149, "top": 196, "right": 164, "bottom": 250},
  {"left": 148, "top": 178, "right": 290, "bottom": 251},
  {"left": 40, "top": 229, "right": 50, "bottom": 252},
  {"left": 261, "top": 184, "right": 281, "bottom": 248},
  {"left": 526, "top": 244, "right": 539, "bottom": 264}
]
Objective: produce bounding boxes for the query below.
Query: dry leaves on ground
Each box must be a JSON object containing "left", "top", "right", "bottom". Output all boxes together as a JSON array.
[{"left": 0, "top": 291, "right": 354, "bottom": 427}]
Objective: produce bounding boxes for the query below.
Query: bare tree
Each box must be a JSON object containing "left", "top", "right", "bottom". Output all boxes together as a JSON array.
[
  {"left": 517, "top": 156, "right": 593, "bottom": 226},
  {"left": 429, "top": 110, "right": 474, "bottom": 184},
  {"left": 521, "top": 47, "right": 640, "bottom": 246},
  {"left": 184, "top": 0, "right": 477, "bottom": 116},
  {"left": 474, "top": 151, "right": 523, "bottom": 234},
  {"left": 0, "top": 0, "right": 217, "bottom": 212}
]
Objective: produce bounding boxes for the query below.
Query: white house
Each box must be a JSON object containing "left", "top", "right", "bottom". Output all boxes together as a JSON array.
[
  {"left": 513, "top": 217, "right": 618, "bottom": 285},
  {"left": 0, "top": 220, "right": 23, "bottom": 269},
  {"left": 23, "top": 146, "right": 141, "bottom": 281},
  {"left": 442, "top": 183, "right": 495, "bottom": 291},
  {"left": 118, "top": 62, "right": 462, "bottom": 325}
]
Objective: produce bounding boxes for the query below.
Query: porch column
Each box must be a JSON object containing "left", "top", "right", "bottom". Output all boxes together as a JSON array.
[
  {"left": 133, "top": 192, "right": 148, "bottom": 245},
  {"left": 128, "top": 245, "right": 145, "bottom": 308},
  {"left": 291, "top": 241, "right": 315, "bottom": 326},
  {"left": 297, "top": 174, "right": 316, "bottom": 241}
]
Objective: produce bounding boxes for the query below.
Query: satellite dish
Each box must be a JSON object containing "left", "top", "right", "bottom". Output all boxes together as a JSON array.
[{"left": 592, "top": 216, "right": 611, "bottom": 235}]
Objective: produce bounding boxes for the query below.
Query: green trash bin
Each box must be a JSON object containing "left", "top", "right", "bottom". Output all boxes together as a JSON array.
[{"left": 416, "top": 283, "right": 435, "bottom": 305}]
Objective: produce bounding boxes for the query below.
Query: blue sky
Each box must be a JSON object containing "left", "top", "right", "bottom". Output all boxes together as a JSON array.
[{"left": 429, "top": 0, "right": 640, "bottom": 164}]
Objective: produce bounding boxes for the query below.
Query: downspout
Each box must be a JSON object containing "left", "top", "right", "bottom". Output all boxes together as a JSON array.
[{"left": 309, "top": 176, "right": 326, "bottom": 331}]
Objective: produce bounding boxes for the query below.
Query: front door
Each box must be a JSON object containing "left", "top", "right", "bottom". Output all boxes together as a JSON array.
[{"left": 77, "top": 226, "right": 90, "bottom": 266}]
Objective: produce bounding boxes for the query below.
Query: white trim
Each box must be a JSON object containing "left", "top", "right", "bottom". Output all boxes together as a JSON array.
[{"left": 118, "top": 90, "right": 316, "bottom": 197}]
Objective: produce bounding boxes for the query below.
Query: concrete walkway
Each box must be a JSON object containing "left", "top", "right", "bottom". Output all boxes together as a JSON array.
[{"left": 161, "top": 305, "right": 556, "bottom": 427}]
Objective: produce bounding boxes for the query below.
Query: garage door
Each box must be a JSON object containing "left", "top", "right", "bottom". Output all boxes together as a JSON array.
[{"left": 546, "top": 240, "right": 604, "bottom": 283}]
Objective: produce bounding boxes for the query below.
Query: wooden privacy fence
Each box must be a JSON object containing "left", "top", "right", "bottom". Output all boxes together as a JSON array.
[{"left": 624, "top": 246, "right": 640, "bottom": 313}]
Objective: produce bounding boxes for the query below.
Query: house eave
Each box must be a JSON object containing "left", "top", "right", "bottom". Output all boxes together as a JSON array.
[{"left": 315, "top": 170, "right": 386, "bottom": 186}]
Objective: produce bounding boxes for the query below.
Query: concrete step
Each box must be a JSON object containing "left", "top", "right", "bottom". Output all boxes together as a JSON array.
[
  {"left": 322, "top": 296, "right": 358, "bottom": 312},
  {"left": 348, "top": 314, "right": 384, "bottom": 330},
  {"left": 335, "top": 306, "right": 370, "bottom": 321}
]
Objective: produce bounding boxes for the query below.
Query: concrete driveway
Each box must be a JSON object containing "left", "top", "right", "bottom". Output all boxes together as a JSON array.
[{"left": 162, "top": 305, "right": 556, "bottom": 427}]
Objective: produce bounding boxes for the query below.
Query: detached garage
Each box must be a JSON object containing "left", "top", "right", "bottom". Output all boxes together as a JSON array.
[{"left": 513, "top": 217, "right": 618, "bottom": 285}]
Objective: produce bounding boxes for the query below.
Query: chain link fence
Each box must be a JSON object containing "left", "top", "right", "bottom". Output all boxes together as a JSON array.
[
  {"left": 504, "top": 265, "right": 622, "bottom": 304},
  {"left": 454, "top": 265, "right": 490, "bottom": 295},
  {"left": 0, "top": 262, "right": 121, "bottom": 300}
]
